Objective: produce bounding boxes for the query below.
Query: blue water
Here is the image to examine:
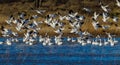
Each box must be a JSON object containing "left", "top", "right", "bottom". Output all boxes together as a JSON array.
[{"left": 0, "top": 38, "right": 120, "bottom": 65}]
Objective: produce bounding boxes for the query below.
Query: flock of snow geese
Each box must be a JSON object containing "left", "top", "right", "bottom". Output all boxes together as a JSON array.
[{"left": 1, "top": 0, "right": 120, "bottom": 46}]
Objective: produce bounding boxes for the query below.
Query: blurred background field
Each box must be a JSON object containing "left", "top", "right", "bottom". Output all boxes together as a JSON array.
[{"left": 0, "top": 0, "right": 120, "bottom": 37}]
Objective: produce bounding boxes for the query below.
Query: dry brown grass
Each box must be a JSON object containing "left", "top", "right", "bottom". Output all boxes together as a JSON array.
[{"left": 0, "top": 1, "right": 120, "bottom": 37}]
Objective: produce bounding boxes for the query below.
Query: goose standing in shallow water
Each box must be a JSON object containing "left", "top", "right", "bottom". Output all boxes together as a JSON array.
[
  {"left": 39, "top": 35, "right": 44, "bottom": 43},
  {"left": 6, "top": 39, "right": 12, "bottom": 45},
  {"left": 41, "top": 35, "right": 53, "bottom": 46},
  {"left": 71, "top": 37, "right": 76, "bottom": 43},
  {"left": 98, "top": 39, "right": 102, "bottom": 46},
  {"left": 54, "top": 34, "right": 63, "bottom": 45},
  {"left": 104, "top": 39, "right": 109, "bottom": 45},
  {"left": 0, "top": 41, "right": 3, "bottom": 45},
  {"left": 54, "top": 36, "right": 60, "bottom": 45},
  {"left": 87, "top": 39, "right": 92, "bottom": 44}
]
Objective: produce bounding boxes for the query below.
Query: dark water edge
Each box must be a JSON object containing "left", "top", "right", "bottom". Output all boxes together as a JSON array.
[
  {"left": 0, "top": 38, "right": 120, "bottom": 65},
  {"left": 0, "top": 60, "right": 120, "bottom": 65}
]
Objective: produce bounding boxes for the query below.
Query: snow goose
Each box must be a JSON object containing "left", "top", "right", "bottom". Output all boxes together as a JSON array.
[
  {"left": 6, "top": 39, "right": 12, "bottom": 45},
  {"left": 92, "top": 12, "right": 99, "bottom": 20},
  {"left": 35, "top": 10, "right": 46, "bottom": 14},
  {"left": 102, "top": 12, "right": 109, "bottom": 22},
  {"left": 100, "top": 2, "right": 109, "bottom": 12},
  {"left": 116, "top": 0, "right": 120, "bottom": 7}
]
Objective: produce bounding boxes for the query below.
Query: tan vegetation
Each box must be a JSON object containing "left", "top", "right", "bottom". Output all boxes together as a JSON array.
[{"left": 0, "top": 0, "right": 120, "bottom": 37}]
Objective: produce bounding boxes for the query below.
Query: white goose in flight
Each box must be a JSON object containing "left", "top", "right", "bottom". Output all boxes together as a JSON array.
[
  {"left": 102, "top": 12, "right": 109, "bottom": 22},
  {"left": 54, "top": 26, "right": 64, "bottom": 34},
  {"left": 59, "top": 15, "right": 66, "bottom": 21},
  {"left": 102, "top": 25, "right": 110, "bottom": 30},
  {"left": 75, "top": 15, "right": 85, "bottom": 21},
  {"left": 112, "top": 16, "right": 119, "bottom": 22},
  {"left": 67, "top": 36, "right": 71, "bottom": 42},
  {"left": 92, "top": 12, "right": 99, "bottom": 20},
  {"left": 92, "top": 22, "right": 101, "bottom": 30},
  {"left": 19, "top": 12, "right": 26, "bottom": 19},
  {"left": 1, "top": 26, "right": 12, "bottom": 37},
  {"left": 116, "top": 0, "right": 120, "bottom": 7},
  {"left": 16, "top": 23, "right": 23, "bottom": 32},
  {"left": 35, "top": 10, "right": 46, "bottom": 14},
  {"left": 83, "top": 7, "right": 91, "bottom": 13},
  {"left": 68, "top": 12, "right": 78, "bottom": 18},
  {"left": 5, "top": 15, "right": 14, "bottom": 25},
  {"left": 70, "top": 27, "right": 79, "bottom": 34},
  {"left": 100, "top": 2, "right": 109, "bottom": 12}
]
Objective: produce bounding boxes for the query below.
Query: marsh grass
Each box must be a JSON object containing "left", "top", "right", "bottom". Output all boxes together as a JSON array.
[{"left": 0, "top": 1, "right": 120, "bottom": 37}]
